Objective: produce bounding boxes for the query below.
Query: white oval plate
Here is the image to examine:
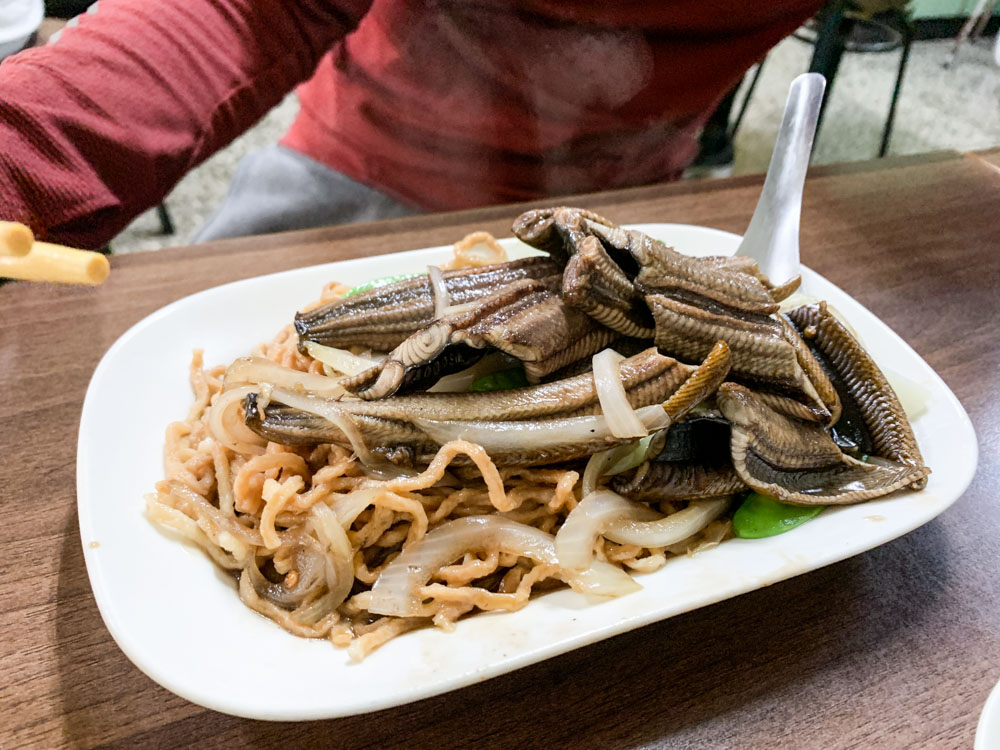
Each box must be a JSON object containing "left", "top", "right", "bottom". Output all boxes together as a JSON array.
[
  {"left": 77, "top": 224, "right": 977, "bottom": 720},
  {"left": 976, "top": 678, "right": 1000, "bottom": 750}
]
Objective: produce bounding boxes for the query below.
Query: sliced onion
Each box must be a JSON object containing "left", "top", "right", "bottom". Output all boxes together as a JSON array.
[
  {"left": 245, "top": 544, "right": 325, "bottom": 608},
  {"left": 581, "top": 447, "right": 622, "bottom": 498},
  {"left": 427, "top": 264, "right": 482, "bottom": 318},
  {"left": 163, "top": 480, "right": 267, "bottom": 547},
  {"left": 573, "top": 560, "right": 643, "bottom": 600},
  {"left": 428, "top": 264, "right": 450, "bottom": 319},
  {"left": 307, "top": 502, "right": 356, "bottom": 608},
  {"left": 883, "top": 366, "right": 930, "bottom": 421},
  {"left": 327, "top": 488, "right": 381, "bottom": 528},
  {"left": 555, "top": 491, "right": 660, "bottom": 572},
  {"left": 302, "top": 341, "right": 382, "bottom": 378},
  {"left": 592, "top": 349, "right": 648, "bottom": 439},
  {"left": 605, "top": 433, "right": 660, "bottom": 476},
  {"left": 266, "top": 387, "right": 377, "bottom": 465},
  {"left": 449, "top": 231, "right": 508, "bottom": 268},
  {"left": 208, "top": 385, "right": 267, "bottom": 454},
  {"left": 224, "top": 356, "right": 346, "bottom": 398},
  {"left": 604, "top": 497, "right": 731, "bottom": 547},
  {"left": 414, "top": 405, "right": 669, "bottom": 454},
  {"left": 289, "top": 590, "right": 341, "bottom": 626},
  {"left": 581, "top": 435, "right": 658, "bottom": 497},
  {"left": 368, "top": 516, "right": 639, "bottom": 617}
]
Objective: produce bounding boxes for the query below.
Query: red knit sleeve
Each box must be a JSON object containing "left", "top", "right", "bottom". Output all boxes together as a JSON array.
[{"left": 0, "top": 0, "right": 371, "bottom": 248}]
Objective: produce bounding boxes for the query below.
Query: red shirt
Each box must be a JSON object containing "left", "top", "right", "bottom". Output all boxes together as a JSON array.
[{"left": 0, "top": 0, "right": 821, "bottom": 249}]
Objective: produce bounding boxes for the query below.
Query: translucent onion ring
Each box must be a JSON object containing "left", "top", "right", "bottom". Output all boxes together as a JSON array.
[
  {"left": 224, "top": 356, "right": 346, "bottom": 398},
  {"left": 592, "top": 349, "right": 648, "bottom": 439},
  {"left": 556, "top": 490, "right": 660, "bottom": 571},
  {"left": 603, "top": 497, "right": 731, "bottom": 547},
  {"left": 428, "top": 264, "right": 450, "bottom": 320},
  {"left": 368, "top": 515, "right": 640, "bottom": 617},
  {"left": 208, "top": 385, "right": 268, "bottom": 455}
]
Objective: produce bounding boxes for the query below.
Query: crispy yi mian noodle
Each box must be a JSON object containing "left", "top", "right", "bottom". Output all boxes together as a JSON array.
[{"left": 142, "top": 231, "right": 751, "bottom": 660}]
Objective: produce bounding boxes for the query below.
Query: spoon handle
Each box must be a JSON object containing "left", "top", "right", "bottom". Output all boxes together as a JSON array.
[{"left": 737, "top": 72, "right": 826, "bottom": 284}]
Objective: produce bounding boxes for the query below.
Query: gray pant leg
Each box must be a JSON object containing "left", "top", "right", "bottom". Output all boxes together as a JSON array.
[{"left": 194, "top": 145, "right": 419, "bottom": 242}]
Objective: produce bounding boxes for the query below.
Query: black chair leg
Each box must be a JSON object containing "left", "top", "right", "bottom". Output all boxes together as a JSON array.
[
  {"left": 808, "top": 0, "right": 853, "bottom": 146},
  {"left": 156, "top": 203, "right": 175, "bottom": 235},
  {"left": 880, "top": 19, "right": 913, "bottom": 158},
  {"left": 729, "top": 57, "right": 768, "bottom": 140}
]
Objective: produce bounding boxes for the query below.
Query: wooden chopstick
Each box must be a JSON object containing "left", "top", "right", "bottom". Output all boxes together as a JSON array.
[
  {"left": 0, "top": 241, "right": 110, "bottom": 285},
  {"left": 0, "top": 221, "right": 34, "bottom": 257}
]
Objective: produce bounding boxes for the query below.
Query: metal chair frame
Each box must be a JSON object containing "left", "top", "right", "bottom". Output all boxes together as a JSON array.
[{"left": 731, "top": 1, "right": 914, "bottom": 159}]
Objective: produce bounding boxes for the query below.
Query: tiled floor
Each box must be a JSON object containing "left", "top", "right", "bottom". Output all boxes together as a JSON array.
[
  {"left": 732, "top": 35, "right": 1000, "bottom": 174},
  {"left": 112, "top": 35, "right": 1000, "bottom": 254}
]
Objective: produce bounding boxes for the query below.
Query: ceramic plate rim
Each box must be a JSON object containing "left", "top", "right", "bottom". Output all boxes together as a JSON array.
[{"left": 976, "top": 678, "right": 1000, "bottom": 750}]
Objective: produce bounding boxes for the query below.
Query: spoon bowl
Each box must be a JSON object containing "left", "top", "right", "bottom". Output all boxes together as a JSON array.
[{"left": 736, "top": 73, "right": 826, "bottom": 284}]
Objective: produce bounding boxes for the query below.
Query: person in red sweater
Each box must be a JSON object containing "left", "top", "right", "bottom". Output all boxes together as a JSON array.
[{"left": 0, "top": 0, "right": 823, "bottom": 249}]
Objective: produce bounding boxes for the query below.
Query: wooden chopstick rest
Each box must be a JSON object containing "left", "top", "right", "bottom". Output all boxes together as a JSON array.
[
  {"left": 0, "top": 241, "right": 110, "bottom": 285},
  {"left": 0, "top": 221, "right": 34, "bottom": 257}
]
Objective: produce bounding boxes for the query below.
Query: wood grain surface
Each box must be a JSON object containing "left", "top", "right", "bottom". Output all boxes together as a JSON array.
[
  {"left": 969, "top": 147, "right": 1000, "bottom": 174},
  {"left": 2, "top": 152, "right": 998, "bottom": 749}
]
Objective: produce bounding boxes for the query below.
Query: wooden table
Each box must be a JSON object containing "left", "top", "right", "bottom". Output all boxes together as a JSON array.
[{"left": 2, "top": 151, "right": 998, "bottom": 749}]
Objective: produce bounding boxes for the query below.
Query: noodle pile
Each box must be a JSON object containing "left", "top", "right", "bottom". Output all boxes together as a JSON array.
[{"left": 146, "top": 234, "right": 731, "bottom": 660}]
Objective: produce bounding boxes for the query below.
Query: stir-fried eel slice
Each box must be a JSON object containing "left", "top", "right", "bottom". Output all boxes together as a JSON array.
[
  {"left": 587, "top": 224, "right": 782, "bottom": 315},
  {"left": 778, "top": 314, "right": 842, "bottom": 423},
  {"left": 539, "top": 337, "right": 649, "bottom": 382},
  {"left": 562, "top": 236, "right": 655, "bottom": 337},
  {"left": 612, "top": 461, "right": 745, "bottom": 502},
  {"left": 718, "top": 383, "right": 929, "bottom": 505},
  {"left": 655, "top": 416, "right": 733, "bottom": 464},
  {"left": 347, "top": 348, "right": 693, "bottom": 422},
  {"left": 344, "top": 343, "right": 485, "bottom": 398},
  {"left": 411, "top": 342, "right": 729, "bottom": 468},
  {"left": 243, "top": 347, "right": 728, "bottom": 468},
  {"left": 519, "top": 326, "right": 618, "bottom": 382},
  {"left": 343, "top": 281, "right": 533, "bottom": 399},
  {"left": 244, "top": 393, "right": 434, "bottom": 451},
  {"left": 293, "top": 256, "right": 562, "bottom": 350},
  {"left": 661, "top": 340, "right": 732, "bottom": 422},
  {"left": 787, "top": 302, "right": 927, "bottom": 488},
  {"left": 611, "top": 416, "right": 745, "bottom": 501},
  {"left": 611, "top": 347, "right": 740, "bottom": 502},
  {"left": 416, "top": 431, "right": 645, "bottom": 468},
  {"left": 347, "top": 278, "right": 616, "bottom": 399},
  {"left": 753, "top": 391, "right": 834, "bottom": 423},
  {"left": 243, "top": 337, "right": 732, "bottom": 475},
  {"left": 511, "top": 206, "right": 618, "bottom": 265},
  {"left": 647, "top": 294, "right": 799, "bottom": 385},
  {"left": 703, "top": 256, "right": 802, "bottom": 302},
  {"left": 245, "top": 349, "right": 693, "bottom": 451},
  {"left": 766, "top": 275, "right": 803, "bottom": 303},
  {"left": 646, "top": 294, "right": 832, "bottom": 420}
]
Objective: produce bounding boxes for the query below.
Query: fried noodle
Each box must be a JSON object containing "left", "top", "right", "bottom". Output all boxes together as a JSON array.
[{"left": 146, "top": 235, "right": 730, "bottom": 660}]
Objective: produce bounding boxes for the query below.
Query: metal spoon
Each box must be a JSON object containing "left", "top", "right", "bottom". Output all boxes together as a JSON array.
[{"left": 736, "top": 72, "right": 826, "bottom": 284}]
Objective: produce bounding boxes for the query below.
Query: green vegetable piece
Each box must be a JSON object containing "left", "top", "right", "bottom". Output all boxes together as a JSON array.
[
  {"left": 732, "top": 492, "right": 826, "bottom": 539},
  {"left": 344, "top": 272, "right": 424, "bottom": 297},
  {"left": 468, "top": 367, "right": 529, "bottom": 392}
]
